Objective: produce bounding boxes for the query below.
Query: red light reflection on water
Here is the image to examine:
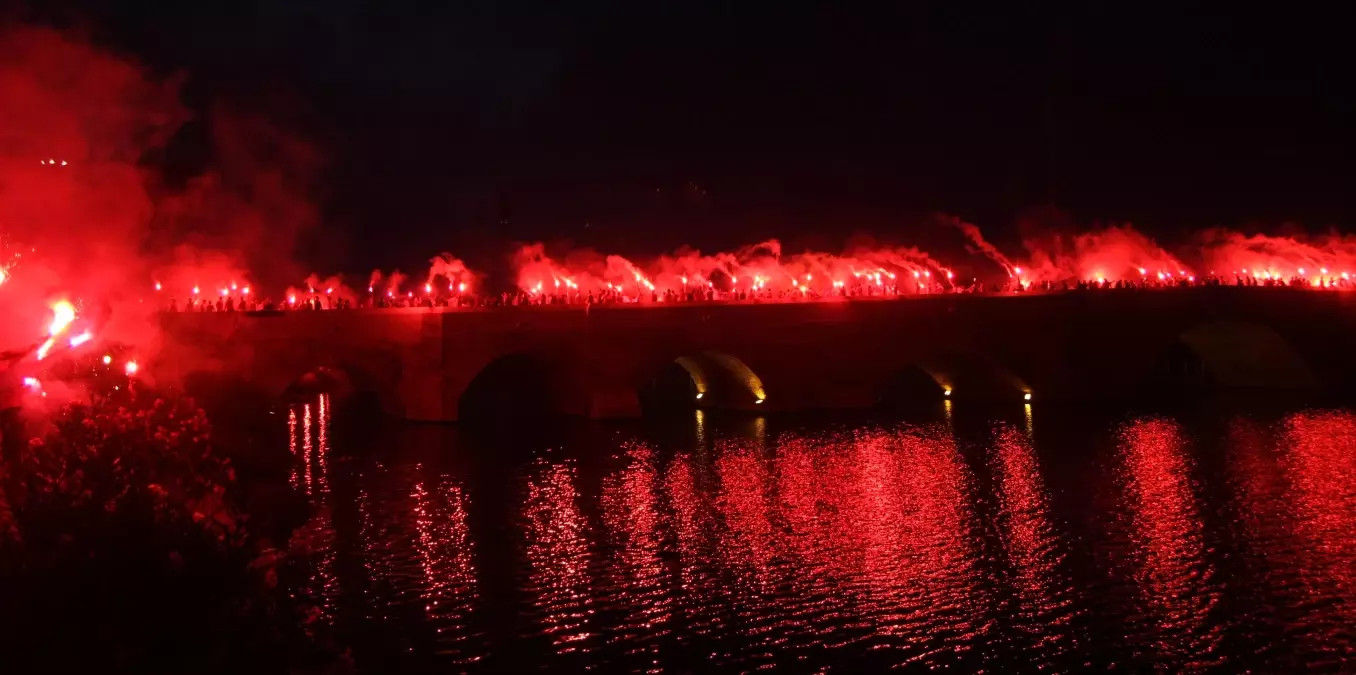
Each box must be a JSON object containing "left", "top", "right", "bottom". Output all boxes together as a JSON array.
[
  {"left": 1226, "top": 411, "right": 1356, "bottom": 668},
  {"left": 663, "top": 448, "right": 728, "bottom": 646},
  {"left": 288, "top": 395, "right": 338, "bottom": 625},
  {"left": 302, "top": 403, "right": 313, "bottom": 496},
  {"left": 1278, "top": 411, "right": 1356, "bottom": 662},
  {"left": 599, "top": 444, "right": 671, "bottom": 665},
  {"left": 670, "top": 426, "right": 987, "bottom": 670},
  {"left": 713, "top": 446, "right": 778, "bottom": 588},
  {"left": 991, "top": 425, "right": 1076, "bottom": 660},
  {"left": 287, "top": 408, "right": 299, "bottom": 489},
  {"left": 522, "top": 460, "right": 596, "bottom": 652},
  {"left": 409, "top": 475, "right": 478, "bottom": 655},
  {"left": 1114, "top": 418, "right": 1222, "bottom": 669},
  {"left": 345, "top": 444, "right": 482, "bottom": 659},
  {"left": 871, "top": 428, "right": 987, "bottom": 662}
]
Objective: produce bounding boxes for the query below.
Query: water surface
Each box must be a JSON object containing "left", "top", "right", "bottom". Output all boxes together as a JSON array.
[{"left": 283, "top": 400, "right": 1356, "bottom": 673}]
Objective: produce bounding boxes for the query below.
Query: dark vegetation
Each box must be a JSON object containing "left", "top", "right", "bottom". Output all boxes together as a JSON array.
[{"left": 0, "top": 367, "right": 346, "bottom": 674}]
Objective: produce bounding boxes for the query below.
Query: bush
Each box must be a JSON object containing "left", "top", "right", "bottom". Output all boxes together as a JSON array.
[{"left": 0, "top": 392, "right": 336, "bottom": 674}]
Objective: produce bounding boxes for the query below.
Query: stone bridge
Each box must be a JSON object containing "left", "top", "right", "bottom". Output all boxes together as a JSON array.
[{"left": 154, "top": 288, "right": 1356, "bottom": 422}]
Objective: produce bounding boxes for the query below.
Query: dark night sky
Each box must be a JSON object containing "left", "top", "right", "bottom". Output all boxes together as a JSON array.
[{"left": 22, "top": 2, "right": 1356, "bottom": 271}]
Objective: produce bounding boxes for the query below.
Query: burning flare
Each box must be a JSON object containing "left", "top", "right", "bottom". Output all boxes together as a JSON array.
[{"left": 35, "top": 300, "right": 78, "bottom": 360}]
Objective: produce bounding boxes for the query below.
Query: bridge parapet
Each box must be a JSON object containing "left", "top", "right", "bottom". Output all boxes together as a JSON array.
[{"left": 154, "top": 289, "right": 1356, "bottom": 422}]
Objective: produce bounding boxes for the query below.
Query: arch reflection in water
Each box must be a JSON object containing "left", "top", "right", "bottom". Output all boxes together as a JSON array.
[{"left": 1112, "top": 417, "right": 1223, "bottom": 670}]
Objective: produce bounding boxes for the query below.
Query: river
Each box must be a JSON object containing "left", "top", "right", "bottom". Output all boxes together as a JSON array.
[{"left": 281, "top": 397, "right": 1356, "bottom": 673}]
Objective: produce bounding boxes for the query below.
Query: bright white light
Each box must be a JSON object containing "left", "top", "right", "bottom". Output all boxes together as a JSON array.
[
  {"left": 695, "top": 392, "right": 704, "bottom": 400},
  {"left": 1023, "top": 393, "right": 1032, "bottom": 401}
]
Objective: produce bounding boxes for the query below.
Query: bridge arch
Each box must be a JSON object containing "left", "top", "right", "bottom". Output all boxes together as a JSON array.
[
  {"left": 880, "top": 351, "right": 1030, "bottom": 405},
  {"left": 1151, "top": 321, "right": 1319, "bottom": 391},
  {"left": 638, "top": 350, "right": 768, "bottom": 415},
  {"left": 875, "top": 363, "right": 949, "bottom": 409},
  {"left": 457, "top": 351, "right": 573, "bottom": 425},
  {"left": 280, "top": 366, "right": 358, "bottom": 401},
  {"left": 271, "top": 361, "right": 399, "bottom": 420}
]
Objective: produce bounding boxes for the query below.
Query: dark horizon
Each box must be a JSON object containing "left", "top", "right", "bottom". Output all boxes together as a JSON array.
[{"left": 15, "top": 3, "right": 1356, "bottom": 274}]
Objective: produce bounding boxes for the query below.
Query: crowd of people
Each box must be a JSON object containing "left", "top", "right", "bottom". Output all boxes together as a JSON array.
[{"left": 157, "top": 270, "right": 1356, "bottom": 314}]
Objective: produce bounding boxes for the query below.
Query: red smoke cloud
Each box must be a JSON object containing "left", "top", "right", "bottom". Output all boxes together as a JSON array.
[
  {"left": 0, "top": 25, "right": 184, "bottom": 356},
  {"left": 150, "top": 105, "right": 323, "bottom": 291},
  {"left": 510, "top": 239, "right": 956, "bottom": 297},
  {"left": 1195, "top": 229, "right": 1356, "bottom": 280},
  {"left": 1017, "top": 225, "right": 1189, "bottom": 284},
  {"left": 947, "top": 216, "right": 1016, "bottom": 275},
  {"left": 0, "top": 25, "right": 324, "bottom": 402}
]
